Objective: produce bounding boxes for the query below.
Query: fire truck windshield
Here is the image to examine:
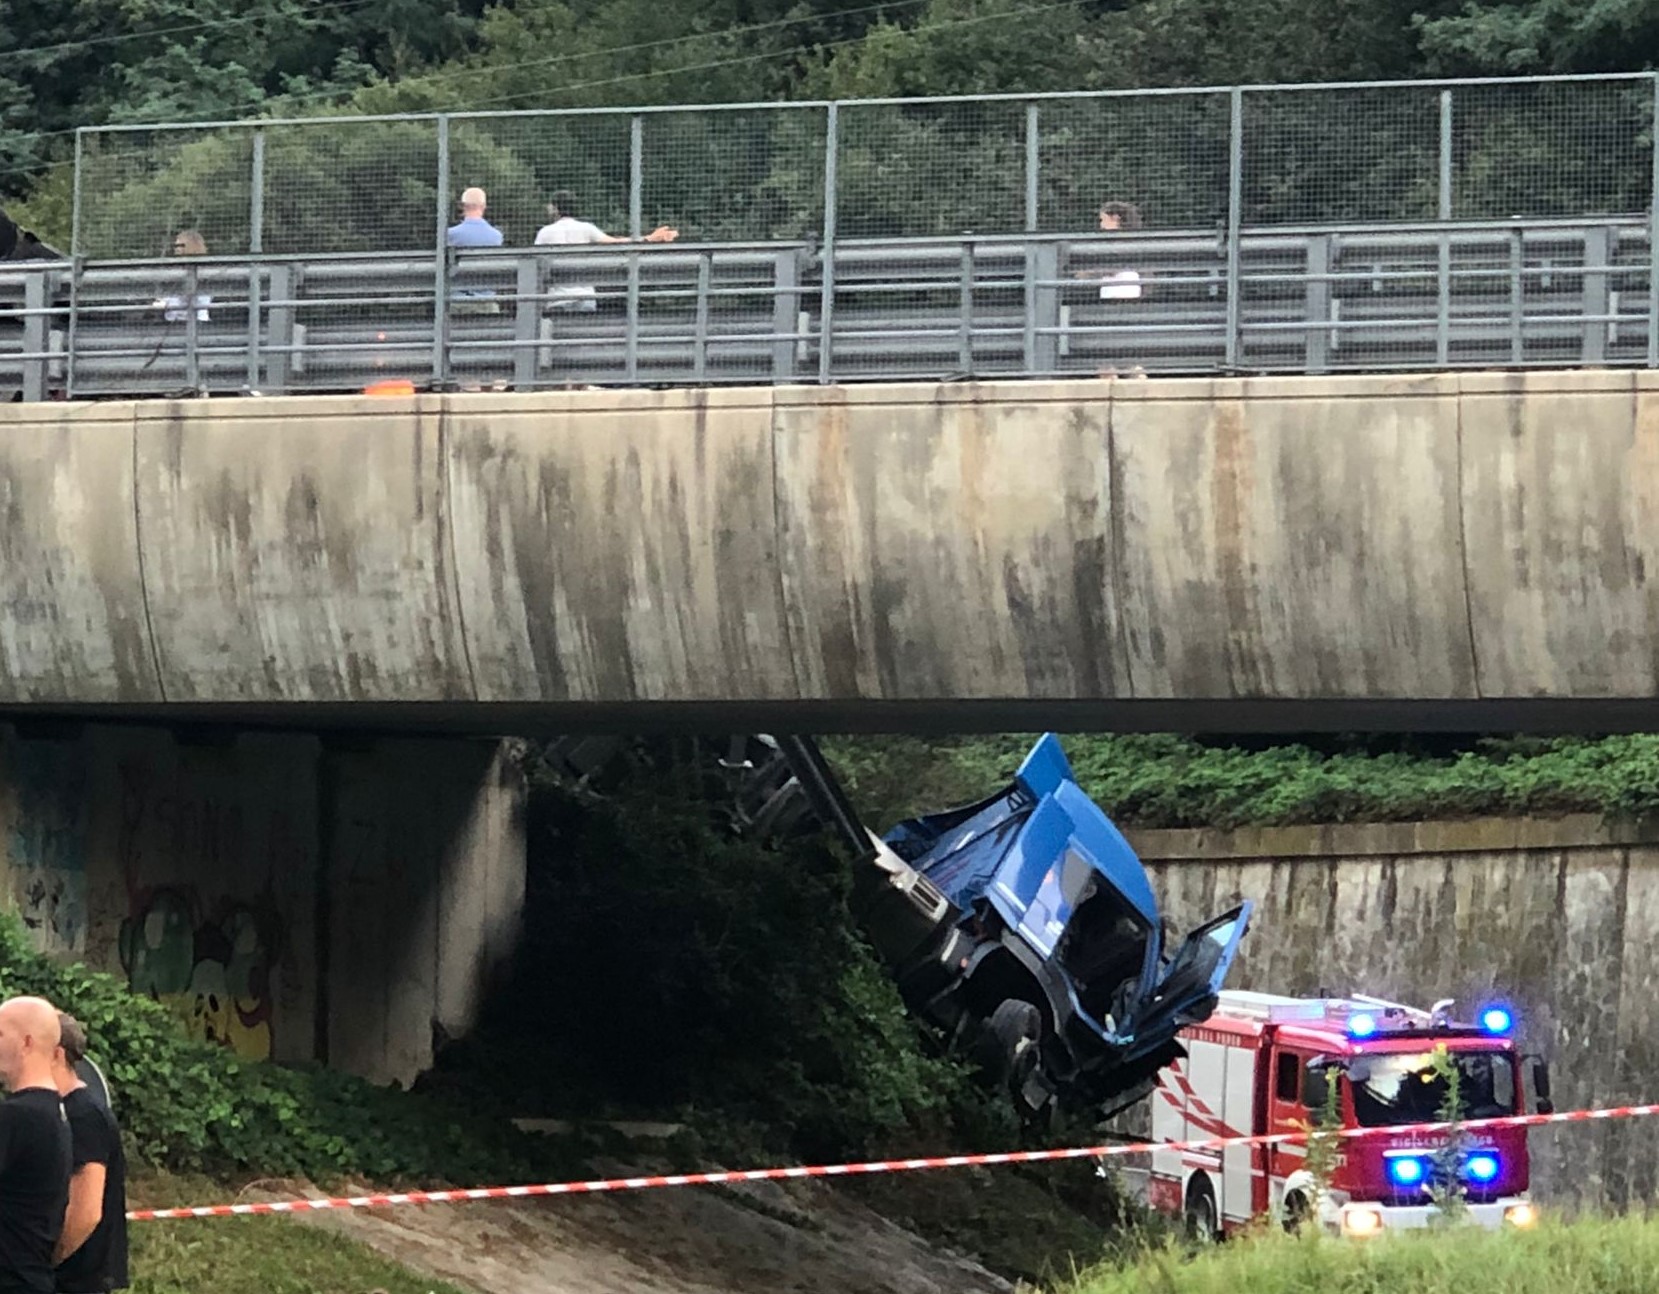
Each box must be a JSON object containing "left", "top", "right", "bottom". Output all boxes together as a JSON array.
[{"left": 1349, "top": 1051, "right": 1517, "bottom": 1127}]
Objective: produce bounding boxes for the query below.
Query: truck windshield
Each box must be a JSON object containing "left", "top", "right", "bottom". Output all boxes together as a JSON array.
[{"left": 1349, "top": 1051, "right": 1516, "bottom": 1127}]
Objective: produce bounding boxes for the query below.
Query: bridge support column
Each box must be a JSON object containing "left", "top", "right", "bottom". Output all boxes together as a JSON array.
[{"left": 0, "top": 722, "right": 526, "bottom": 1086}]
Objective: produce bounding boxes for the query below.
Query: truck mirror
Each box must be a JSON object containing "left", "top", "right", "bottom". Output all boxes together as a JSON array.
[
  {"left": 1531, "top": 1057, "right": 1553, "bottom": 1115},
  {"left": 1346, "top": 1057, "right": 1372, "bottom": 1084},
  {"left": 1302, "top": 1060, "right": 1338, "bottom": 1119}
]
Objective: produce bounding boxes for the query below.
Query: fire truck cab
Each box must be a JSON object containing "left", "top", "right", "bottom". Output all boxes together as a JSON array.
[{"left": 1149, "top": 990, "right": 1551, "bottom": 1238}]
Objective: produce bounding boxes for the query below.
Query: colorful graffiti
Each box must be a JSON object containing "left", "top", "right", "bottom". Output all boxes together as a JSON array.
[
  {"left": 4, "top": 744, "right": 88, "bottom": 956},
  {"left": 120, "top": 891, "right": 277, "bottom": 1060}
]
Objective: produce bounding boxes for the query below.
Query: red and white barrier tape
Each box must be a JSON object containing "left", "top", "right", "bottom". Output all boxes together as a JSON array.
[{"left": 128, "top": 1100, "right": 1659, "bottom": 1222}]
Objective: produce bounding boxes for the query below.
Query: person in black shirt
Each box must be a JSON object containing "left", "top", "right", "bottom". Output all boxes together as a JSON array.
[
  {"left": 50, "top": 1017, "right": 126, "bottom": 1294},
  {"left": 0, "top": 996, "right": 72, "bottom": 1294}
]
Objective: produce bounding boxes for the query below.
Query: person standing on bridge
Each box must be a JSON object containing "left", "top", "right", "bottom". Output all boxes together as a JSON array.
[
  {"left": 50, "top": 1016, "right": 126, "bottom": 1294},
  {"left": 447, "top": 188, "right": 505, "bottom": 315},
  {"left": 447, "top": 187, "right": 504, "bottom": 249},
  {"left": 0, "top": 997, "right": 71, "bottom": 1294},
  {"left": 533, "top": 190, "right": 677, "bottom": 312}
]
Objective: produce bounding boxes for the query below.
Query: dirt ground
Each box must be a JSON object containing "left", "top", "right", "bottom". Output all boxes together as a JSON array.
[{"left": 300, "top": 1174, "right": 1018, "bottom": 1294}]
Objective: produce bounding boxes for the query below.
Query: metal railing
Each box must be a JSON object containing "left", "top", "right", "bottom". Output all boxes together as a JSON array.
[
  {"left": 3, "top": 216, "right": 1652, "bottom": 399},
  {"left": 67, "top": 73, "right": 1659, "bottom": 265}
]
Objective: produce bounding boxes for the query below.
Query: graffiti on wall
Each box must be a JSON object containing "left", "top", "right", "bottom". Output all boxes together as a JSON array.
[
  {"left": 112, "top": 755, "right": 297, "bottom": 1062},
  {"left": 120, "top": 890, "right": 278, "bottom": 1060},
  {"left": 5, "top": 745, "right": 88, "bottom": 956}
]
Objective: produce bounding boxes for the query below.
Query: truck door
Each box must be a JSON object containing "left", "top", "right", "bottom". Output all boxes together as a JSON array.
[
  {"left": 1267, "top": 1045, "right": 1315, "bottom": 1214},
  {"left": 1120, "top": 903, "right": 1252, "bottom": 1065}
]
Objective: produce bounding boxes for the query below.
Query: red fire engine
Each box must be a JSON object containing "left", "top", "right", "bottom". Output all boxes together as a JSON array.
[{"left": 1148, "top": 990, "right": 1552, "bottom": 1238}]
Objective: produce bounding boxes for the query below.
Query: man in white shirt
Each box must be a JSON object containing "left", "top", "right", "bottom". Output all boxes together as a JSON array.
[{"left": 533, "top": 190, "right": 677, "bottom": 311}]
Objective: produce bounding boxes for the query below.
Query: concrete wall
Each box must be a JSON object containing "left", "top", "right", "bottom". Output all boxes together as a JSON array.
[
  {"left": 4, "top": 370, "right": 1659, "bottom": 716},
  {"left": 1129, "top": 817, "right": 1659, "bottom": 1209},
  {"left": 0, "top": 723, "right": 525, "bottom": 1084}
]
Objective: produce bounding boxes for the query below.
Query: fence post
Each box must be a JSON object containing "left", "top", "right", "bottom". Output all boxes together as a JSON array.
[
  {"left": 1438, "top": 88, "right": 1454, "bottom": 221},
  {"left": 1437, "top": 89, "right": 1452, "bottom": 365},
  {"left": 818, "top": 102, "right": 839, "bottom": 384},
  {"left": 626, "top": 115, "right": 644, "bottom": 382},
  {"left": 71, "top": 129, "right": 85, "bottom": 258},
  {"left": 433, "top": 115, "right": 451, "bottom": 388},
  {"left": 1649, "top": 72, "right": 1659, "bottom": 368},
  {"left": 1225, "top": 86, "right": 1243, "bottom": 370},
  {"left": 248, "top": 130, "right": 266, "bottom": 391},
  {"left": 629, "top": 116, "right": 644, "bottom": 238},
  {"left": 1025, "top": 102, "right": 1040, "bottom": 233}
]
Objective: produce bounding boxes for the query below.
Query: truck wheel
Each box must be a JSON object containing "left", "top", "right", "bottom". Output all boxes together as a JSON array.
[
  {"left": 971, "top": 999, "right": 1042, "bottom": 1083},
  {"left": 1184, "top": 1176, "right": 1220, "bottom": 1244},
  {"left": 1282, "top": 1191, "right": 1313, "bottom": 1234}
]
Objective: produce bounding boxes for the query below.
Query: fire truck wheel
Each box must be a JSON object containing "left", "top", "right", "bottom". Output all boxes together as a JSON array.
[
  {"left": 972, "top": 999, "right": 1042, "bottom": 1082},
  {"left": 1282, "top": 1191, "right": 1313, "bottom": 1234},
  {"left": 1183, "top": 1176, "right": 1220, "bottom": 1243}
]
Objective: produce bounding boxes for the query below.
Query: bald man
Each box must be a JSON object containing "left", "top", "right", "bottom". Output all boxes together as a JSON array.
[
  {"left": 446, "top": 187, "right": 503, "bottom": 248},
  {"left": 0, "top": 998, "right": 71, "bottom": 1294}
]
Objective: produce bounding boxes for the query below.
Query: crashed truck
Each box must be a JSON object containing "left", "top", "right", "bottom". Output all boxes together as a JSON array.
[{"left": 712, "top": 733, "right": 1255, "bottom": 1122}]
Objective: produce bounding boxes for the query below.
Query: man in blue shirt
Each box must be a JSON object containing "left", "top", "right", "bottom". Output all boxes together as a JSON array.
[
  {"left": 446, "top": 187, "right": 503, "bottom": 247},
  {"left": 446, "top": 187, "right": 503, "bottom": 313}
]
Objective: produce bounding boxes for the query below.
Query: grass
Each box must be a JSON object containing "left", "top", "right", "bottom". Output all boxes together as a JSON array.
[
  {"left": 1064, "top": 1216, "right": 1659, "bottom": 1294},
  {"left": 131, "top": 1217, "right": 470, "bottom": 1294},
  {"left": 127, "top": 1174, "right": 469, "bottom": 1294}
]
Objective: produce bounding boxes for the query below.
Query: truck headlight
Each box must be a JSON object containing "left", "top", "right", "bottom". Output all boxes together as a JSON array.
[
  {"left": 1342, "top": 1206, "right": 1384, "bottom": 1237},
  {"left": 1504, "top": 1202, "right": 1538, "bottom": 1229}
]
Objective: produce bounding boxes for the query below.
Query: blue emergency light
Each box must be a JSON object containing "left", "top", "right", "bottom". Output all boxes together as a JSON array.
[
  {"left": 1387, "top": 1156, "right": 1427, "bottom": 1187},
  {"left": 1348, "top": 1012, "right": 1379, "bottom": 1040},
  {"left": 1466, "top": 1153, "right": 1501, "bottom": 1183},
  {"left": 1479, "top": 1005, "right": 1514, "bottom": 1036}
]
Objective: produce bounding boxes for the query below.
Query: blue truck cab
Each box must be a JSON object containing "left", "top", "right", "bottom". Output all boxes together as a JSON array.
[{"left": 872, "top": 735, "right": 1252, "bottom": 1118}]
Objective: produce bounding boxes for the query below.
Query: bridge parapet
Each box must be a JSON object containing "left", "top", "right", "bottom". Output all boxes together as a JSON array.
[{"left": 1, "top": 370, "right": 1652, "bottom": 726}]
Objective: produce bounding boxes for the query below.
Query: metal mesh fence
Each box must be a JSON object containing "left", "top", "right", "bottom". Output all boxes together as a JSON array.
[
  {"left": 451, "top": 113, "right": 629, "bottom": 248},
  {"left": 1242, "top": 84, "right": 1443, "bottom": 225},
  {"left": 64, "top": 72, "right": 1659, "bottom": 356},
  {"left": 642, "top": 107, "right": 826, "bottom": 241},
  {"left": 263, "top": 119, "right": 440, "bottom": 253},
  {"left": 837, "top": 99, "right": 1028, "bottom": 238},
  {"left": 1037, "top": 91, "right": 1231, "bottom": 233},
  {"left": 1449, "top": 78, "right": 1652, "bottom": 220},
  {"left": 79, "top": 128, "right": 255, "bottom": 259}
]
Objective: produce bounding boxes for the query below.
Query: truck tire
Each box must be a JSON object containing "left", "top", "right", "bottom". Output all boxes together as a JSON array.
[
  {"left": 1282, "top": 1190, "right": 1313, "bottom": 1234},
  {"left": 1184, "top": 1176, "right": 1220, "bottom": 1243},
  {"left": 971, "top": 999, "right": 1042, "bottom": 1084}
]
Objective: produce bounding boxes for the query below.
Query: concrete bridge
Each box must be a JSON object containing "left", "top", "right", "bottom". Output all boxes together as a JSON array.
[{"left": 3, "top": 368, "right": 1656, "bottom": 732}]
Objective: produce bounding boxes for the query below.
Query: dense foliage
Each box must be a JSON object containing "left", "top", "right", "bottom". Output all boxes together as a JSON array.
[
  {"left": 417, "top": 742, "right": 995, "bottom": 1162},
  {"left": 828, "top": 732, "right": 1659, "bottom": 831},
  {"left": 8, "top": 0, "right": 1657, "bottom": 248},
  {"left": 0, "top": 918, "right": 552, "bottom": 1182}
]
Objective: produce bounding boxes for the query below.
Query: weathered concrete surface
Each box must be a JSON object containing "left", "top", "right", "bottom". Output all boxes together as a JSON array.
[
  {"left": 1130, "top": 816, "right": 1659, "bottom": 1210},
  {"left": 0, "top": 722, "right": 525, "bottom": 1085},
  {"left": 0, "top": 402, "right": 159, "bottom": 702},
  {"left": 1112, "top": 374, "right": 1474, "bottom": 697},
  {"left": 5, "top": 371, "right": 1659, "bottom": 715},
  {"left": 446, "top": 388, "right": 796, "bottom": 701},
  {"left": 134, "top": 398, "right": 470, "bottom": 701},
  {"left": 773, "top": 384, "right": 1121, "bottom": 698},
  {"left": 1459, "top": 370, "right": 1659, "bottom": 697}
]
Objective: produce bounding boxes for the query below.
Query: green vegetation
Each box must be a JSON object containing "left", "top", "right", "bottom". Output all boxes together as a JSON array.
[
  {"left": 131, "top": 1215, "right": 469, "bottom": 1294},
  {"left": 0, "top": 915, "right": 559, "bottom": 1184},
  {"left": 1065, "top": 1217, "right": 1659, "bottom": 1294},
  {"left": 419, "top": 742, "right": 1004, "bottom": 1163},
  {"left": 8, "top": 0, "right": 1657, "bottom": 252},
  {"left": 827, "top": 732, "right": 1659, "bottom": 831}
]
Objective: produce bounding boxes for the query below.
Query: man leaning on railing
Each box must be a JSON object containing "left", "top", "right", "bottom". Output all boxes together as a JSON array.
[{"left": 533, "top": 189, "right": 678, "bottom": 314}]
